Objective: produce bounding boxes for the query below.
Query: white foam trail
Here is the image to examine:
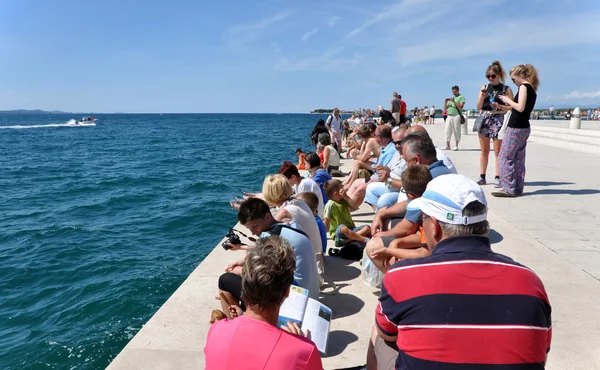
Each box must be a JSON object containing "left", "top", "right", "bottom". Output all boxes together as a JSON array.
[{"left": 0, "top": 119, "right": 96, "bottom": 129}]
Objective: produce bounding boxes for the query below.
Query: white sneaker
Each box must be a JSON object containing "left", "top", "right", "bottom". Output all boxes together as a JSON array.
[{"left": 452, "top": 146, "right": 459, "bottom": 151}]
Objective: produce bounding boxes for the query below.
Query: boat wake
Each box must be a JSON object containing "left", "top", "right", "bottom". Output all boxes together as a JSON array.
[{"left": 0, "top": 119, "right": 97, "bottom": 130}]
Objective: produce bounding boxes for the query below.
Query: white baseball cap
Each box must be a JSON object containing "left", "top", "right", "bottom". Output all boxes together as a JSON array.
[{"left": 407, "top": 174, "right": 488, "bottom": 225}]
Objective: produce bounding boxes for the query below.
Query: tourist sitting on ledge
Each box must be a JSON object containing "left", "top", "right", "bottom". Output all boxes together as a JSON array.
[
  {"left": 343, "top": 125, "right": 393, "bottom": 189},
  {"left": 368, "top": 165, "right": 433, "bottom": 272},
  {"left": 318, "top": 133, "right": 341, "bottom": 175},
  {"left": 206, "top": 235, "right": 322, "bottom": 370},
  {"left": 323, "top": 179, "right": 371, "bottom": 248},
  {"left": 304, "top": 152, "right": 333, "bottom": 204},
  {"left": 217, "top": 198, "right": 320, "bottom": 318},
  {"left": 278, "top": 161, "right": 324, "bottom": 218},
  {"left": 296, "top": 147, "right": 306, "bottom": 170},
  {"left": 263, "top": 174, "right": 325, "bottom": 278}
]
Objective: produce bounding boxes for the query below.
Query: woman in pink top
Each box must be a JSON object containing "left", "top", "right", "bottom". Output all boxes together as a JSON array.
[{"left": 204, "top": 236, "right": 322, "bottom": 370}]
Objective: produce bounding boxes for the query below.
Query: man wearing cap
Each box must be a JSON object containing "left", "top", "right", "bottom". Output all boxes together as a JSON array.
[
  {"left": 326, "top": 108, "right": 344, "bottom": 151},
  {"left": 373, "top": 174, "right": 552, "bottom": 369}
]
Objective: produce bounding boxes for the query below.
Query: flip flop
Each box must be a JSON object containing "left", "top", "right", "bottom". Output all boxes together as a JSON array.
[{"left": 491, "top": 190, "right": 517, "bottom": 198}]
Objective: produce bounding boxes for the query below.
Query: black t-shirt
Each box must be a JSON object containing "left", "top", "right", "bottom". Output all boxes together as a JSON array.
[
  {"left": 481, "top": 83, "right": 508, "bottom": 111},
  {"left": 508, "top": 83, "right": 537, "bottom": 129},
  {"left": 379, "top": 110, "right": 396, "bottom": 123}
]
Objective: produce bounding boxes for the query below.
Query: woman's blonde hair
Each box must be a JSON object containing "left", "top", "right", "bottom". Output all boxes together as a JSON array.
[
  {"left": 242, "top": 235, "right": 296, "bottom": 313},
  {"left": 486, "top": 61, "right": 506, "bottom": 83},
  {"left": 510, "top": 64, "right": 539, "bottom": 91},
  {"left": 262, "top": 174, "right": 294, "bottom": 206}
]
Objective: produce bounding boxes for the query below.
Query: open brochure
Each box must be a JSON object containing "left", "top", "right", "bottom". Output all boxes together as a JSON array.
[{"left": 277, "top": 285, "right": 332, "bottom": 354}]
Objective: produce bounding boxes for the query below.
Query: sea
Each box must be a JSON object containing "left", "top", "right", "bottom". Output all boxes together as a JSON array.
[{"left": 0, "top": 113, "right": 327, "bottom": 369}]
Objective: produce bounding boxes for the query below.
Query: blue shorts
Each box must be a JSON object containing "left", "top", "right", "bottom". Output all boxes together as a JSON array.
[{"left": 334, "top": 224, "right": 370, "bottom": 241}]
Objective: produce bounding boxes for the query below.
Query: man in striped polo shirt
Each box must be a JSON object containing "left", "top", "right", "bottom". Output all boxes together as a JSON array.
[{"left": 375, "top": 174, "right": 552, "bottom": 369}]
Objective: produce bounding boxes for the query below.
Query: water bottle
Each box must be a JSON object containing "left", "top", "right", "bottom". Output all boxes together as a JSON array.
[{"left": 490, "top": 94, "right": 497, "bottom": 111}]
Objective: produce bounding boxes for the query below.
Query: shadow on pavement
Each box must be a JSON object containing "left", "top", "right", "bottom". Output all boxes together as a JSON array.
[
  {"left": 324, "top": 330, "right": 359, "bottom": 357},
  {"left": 488, "top": 229, "right": 504, "bottom": 244},
  {"left": 524, "top": 181, "right": 575, "bottom": 186},
  {"left": 320, "top": 292, "right": 365, "bottom": 320},
  {"left": 524, "top": 189, "right": 600, "bottom": 196}
]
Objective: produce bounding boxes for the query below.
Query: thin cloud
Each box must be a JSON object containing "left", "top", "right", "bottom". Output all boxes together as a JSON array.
[
  {"left": 301, "top": 28, "right": 319, "bottom": 42},
  {"left": 225, "top": 11, "right": 295, "bottom": 50},
  {"left": 275, "top": 47, "right": 360, "bottom": 71},
  {"left": 548, "top": 90, "right": 600, "bottom": 101},
  {"left": 396, "top": 14, "right": 600, "bottom": 67},
  {"left": 327, "top": 16, "right": 341, "bottom": 27}
]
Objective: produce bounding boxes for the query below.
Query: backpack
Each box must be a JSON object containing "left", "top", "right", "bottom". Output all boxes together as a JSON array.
[{"left": 328, "top": 114, "right": 343, "bottom": 131}]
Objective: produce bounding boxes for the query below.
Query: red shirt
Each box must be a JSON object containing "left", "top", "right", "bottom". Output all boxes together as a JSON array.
[{"left": 400, "top": 100, "right": 407, "bottom": 115}]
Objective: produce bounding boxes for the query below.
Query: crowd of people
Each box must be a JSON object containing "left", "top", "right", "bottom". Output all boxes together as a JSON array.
[{"left": 203, "top": 62, "right": 552, "bottom": 370}]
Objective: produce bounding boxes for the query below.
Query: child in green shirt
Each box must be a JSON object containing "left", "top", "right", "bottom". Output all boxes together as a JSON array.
[{"left": 323, "top": 179, "right": 371, "bottom": 246}]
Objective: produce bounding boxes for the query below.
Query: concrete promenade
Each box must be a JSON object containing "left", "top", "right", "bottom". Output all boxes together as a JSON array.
[{"left": 108, "top": 119, "right": 600, "bottom": 369}]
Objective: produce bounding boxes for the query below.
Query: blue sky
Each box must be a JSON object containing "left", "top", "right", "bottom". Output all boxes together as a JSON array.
[{"left": 1, "top": 0, "right": 599, "bottom": 113}]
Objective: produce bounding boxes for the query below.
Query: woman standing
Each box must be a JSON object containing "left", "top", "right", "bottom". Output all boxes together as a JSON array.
[
  {"left": 492, "top": 64, "right": 539, "bottom": 197},
  {"left": 475, "top": 61, "right": 514, "bottom": 187}
]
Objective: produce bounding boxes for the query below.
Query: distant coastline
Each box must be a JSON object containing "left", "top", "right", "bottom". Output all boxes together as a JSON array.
[{"left": 0, "top": 109, "right": 72, "bottom": 115}]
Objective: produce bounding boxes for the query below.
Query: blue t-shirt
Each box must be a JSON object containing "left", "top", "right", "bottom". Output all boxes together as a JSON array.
[
  {"left": 312, "top": 169, "right": 333, "bottom": 203},
  {"left": 372, "top": 141, "right": 397, "bottom": 180},
  {"left": 405, "top": 161, "right": 452, "bottom": 223},
  {"left": 315, "top": 215, "right": 328, "bottom": 253},
  {"left": 260, "top": 221, "right": 320, "bottom": 300}
]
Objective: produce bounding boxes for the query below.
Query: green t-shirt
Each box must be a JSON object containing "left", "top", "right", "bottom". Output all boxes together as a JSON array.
[
  {"left": 447, "top": 94, "right": 465, "bottom": 115},
  {"left": 323, "top": 199, "right": 355, "bottom": 238}
]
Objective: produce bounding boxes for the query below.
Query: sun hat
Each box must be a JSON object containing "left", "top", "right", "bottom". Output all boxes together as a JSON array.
[{"left": 407, "top": 174, "right": 487, "bottom": 225}]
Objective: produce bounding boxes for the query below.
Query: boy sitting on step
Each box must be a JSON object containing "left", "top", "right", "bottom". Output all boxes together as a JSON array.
[
  {"left": 296, "top": 192, "right": 327, "bottom": 255},
  {"left": 323, "top": 179, "right": 371, "bottom": 247},
  {"left": 368, "top": 165, "right": 433, "bottom": 269}
]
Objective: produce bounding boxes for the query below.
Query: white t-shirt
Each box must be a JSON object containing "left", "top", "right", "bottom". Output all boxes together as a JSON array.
[
  {"left": 435, "top": 147, "right": 458, "bottom": 174},
  {"left": 294, "top": 178, "right": 324, "bottom": 218},
  {"left": 326, "top": 114, "right": 343, "bottom": 132},
  {"left": 430, "top": 107, "right": 436, "bottom": 115},
  {"left": 354, "top": 117, "right": 364, "bottom": 126},
  {"left": 280, "top": 199, "right": 323, "bottom": 256}
]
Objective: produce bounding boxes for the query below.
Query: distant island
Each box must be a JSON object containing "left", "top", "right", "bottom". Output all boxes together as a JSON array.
[{"left": 0, "top": 109, "right": 72, "bottom": 115}]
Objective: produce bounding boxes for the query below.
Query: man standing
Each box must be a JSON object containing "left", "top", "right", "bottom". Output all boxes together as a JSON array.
[
  {"left": 443, "top": 85, "right": 465, "bottom": 151},
  {"left": 390, "top": 93, "right": 401, "bottom": 125},
  {"left": 549, "top": 104, "right": 555, "bottom": 120},
  {"left": 374, "top": 174, "right": 552, "bottom": 369},
  {"left": 326, "top": 108, "right": 343, "bottom": 151},
  {"left": 429, "top": 105, "right": 436, "bottom": 124},
  {"left": 398, "top": 95, "right": 407, "bottom": 126}
]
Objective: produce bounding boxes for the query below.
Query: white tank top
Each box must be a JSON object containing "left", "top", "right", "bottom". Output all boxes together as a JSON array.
[{"left": 326, "top": 145, "right": 341, "bottom": 167}]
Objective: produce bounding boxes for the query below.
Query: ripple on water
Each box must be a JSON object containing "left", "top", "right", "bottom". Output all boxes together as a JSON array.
[{"left": 0, "top": 113, "right": 322, "bottom": 368}]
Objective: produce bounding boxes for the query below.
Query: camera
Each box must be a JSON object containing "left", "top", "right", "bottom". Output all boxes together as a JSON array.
[{"left": 222, "top": 229, "right": 242, "bottom": 250}]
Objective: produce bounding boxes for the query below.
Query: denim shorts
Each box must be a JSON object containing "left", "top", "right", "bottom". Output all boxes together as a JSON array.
[{"left": 334, "top": 224, "right": 370, "bottom": 241}]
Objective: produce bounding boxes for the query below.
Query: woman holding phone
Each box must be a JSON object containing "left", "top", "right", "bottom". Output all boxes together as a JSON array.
[
  {"left": 475, "top": 61, "right": 514, "bottom": 187},
  {"left": 493, "top": 64, "right": 539, "bottom": 197}
]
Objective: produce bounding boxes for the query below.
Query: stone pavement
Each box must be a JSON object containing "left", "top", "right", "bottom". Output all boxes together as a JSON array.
[{"left": 108, "top": 119, "right": 600, "bottom": 370}]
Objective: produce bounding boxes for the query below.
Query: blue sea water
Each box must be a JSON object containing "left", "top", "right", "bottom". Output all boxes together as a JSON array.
[{"left": 0, "top": 113, "right": 325, "bottom": 369}]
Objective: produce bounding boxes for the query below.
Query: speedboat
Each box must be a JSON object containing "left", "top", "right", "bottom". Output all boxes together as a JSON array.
[{"left": 76, "top": 116, "right": 97, "bottom": 124}]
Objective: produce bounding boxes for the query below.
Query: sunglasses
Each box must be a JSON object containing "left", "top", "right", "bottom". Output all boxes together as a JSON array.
[
  {"left": 393, "top": 140, "right": 402, "bottom": 145},
  {"left": 486, "top": 74, "right": 497, "bottom": 79}
]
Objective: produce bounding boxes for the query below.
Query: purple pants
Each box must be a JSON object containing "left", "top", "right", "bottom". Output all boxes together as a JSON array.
[{"left": 498, "top": 127, "right": 531, "bottom": 194}]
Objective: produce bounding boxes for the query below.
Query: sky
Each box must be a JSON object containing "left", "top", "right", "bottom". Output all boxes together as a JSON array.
[{"left": 1, "top": 0, "right": 599, "bottom": 113}]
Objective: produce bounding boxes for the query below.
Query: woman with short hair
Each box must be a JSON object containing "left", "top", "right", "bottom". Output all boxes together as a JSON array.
[
  {"left": 263, "top": 174, "right": 324, "bottom": 262},
  {"left": 205, "top": 236, "right": 323, "bottom": 370}
]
